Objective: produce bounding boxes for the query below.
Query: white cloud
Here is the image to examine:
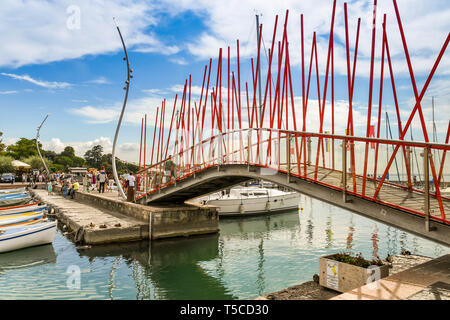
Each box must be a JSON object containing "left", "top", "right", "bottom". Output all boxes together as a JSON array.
[
  {"left": 169, "top": 57, "right": 189, "bottom": 65},
  {"left": 0, "top": 90, "right": 19, "bottom": 95},
  {"left": 0, "top": 0, "right": 179, "bottom": 68},
  {"left": 87, "top": 77, "right": 111, "bottom": 85},
  {"left": 41, "top": 136, "right": 138, "bottom": 163},
  {"left": 1, "top": 73, "right": 71, "bottom": 89}
]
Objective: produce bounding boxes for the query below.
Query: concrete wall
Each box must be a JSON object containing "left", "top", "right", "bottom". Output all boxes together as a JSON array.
[{"left": 66, "top": 190, "right": 219, "bottom": 240}]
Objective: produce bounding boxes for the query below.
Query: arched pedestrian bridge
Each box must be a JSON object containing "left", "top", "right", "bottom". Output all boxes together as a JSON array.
[{"left": 134, "top": 129, "right": 450, "bottom": 246}]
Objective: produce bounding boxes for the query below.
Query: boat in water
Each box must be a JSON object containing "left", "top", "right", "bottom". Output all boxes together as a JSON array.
[
  {"left": 0, "top": 193, "right": 32, "bottom": 207},
  {"left": 195, "top": 186, "right": 300, "bottom": 217},
  {"left": 0, "top": 187, "right": 26, "bottom": 194},
  {"left": 0, "top": 211, "right": 46, "bottom": 228},
  {"left": 0, "top": 220, "right": 57, "bottom": 253}
]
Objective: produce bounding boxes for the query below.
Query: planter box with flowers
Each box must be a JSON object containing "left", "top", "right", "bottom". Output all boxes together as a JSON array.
[{"left": 319, "top": 253, "right": 389, "bottom": 293}]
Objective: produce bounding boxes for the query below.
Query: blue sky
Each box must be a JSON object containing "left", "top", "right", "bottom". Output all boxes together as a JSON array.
[{"left": 0, "top": 0, "right": 449, "bottom": 165}]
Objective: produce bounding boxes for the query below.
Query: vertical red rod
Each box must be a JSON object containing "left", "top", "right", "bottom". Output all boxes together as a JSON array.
[
  {"left": 138, "top": 117, "right": 143, "bottom": 172},
  {"left": 362, "top": 0, "right": 377, "bottom": 196},
  {"left": 259, "top": 15, "right": 278, "bottom": 129},
  {"left": 385, "top": 29, "right": 412, "bottom": 189},
  {"left": 164, "top": 95, "right": 178, "bottom": 160},
  {"left": 227, "top": 46, "right": 230, "bottom": 162},
  {"left": 374, "top": 15, "right": 386, "bottom": 180},
  {"left": 286, "top": 40, "right": 301, "bottom": 176},
  {"left": 314, "top": 0, "right": 336, "bottom": 180},
  {"left": 301, "top": 14, "right": 307, "bottom": 177},
  {"left": 344, "top": 4, "right": 360, "bottom": 192},
  {"left": 391, "top": 0, "right": 445, "bottom": 216},
  {"left": 158, "top": 100, "right": 166, "bottom": 186},
  {"left": 150, "top": 108, "right": 159, "bottom": 171},
  {"left": 373, "top": 33, "right": 450, "bottom": 205},
  {"left": 160, "top": 99, "right": 166, "bottom": 161},
  {"left": 331, "top": 37, "right": 335, "bottom": 170}
]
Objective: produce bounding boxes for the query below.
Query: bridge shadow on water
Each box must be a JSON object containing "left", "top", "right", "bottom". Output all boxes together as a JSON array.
[{"left": 76, "top": 234, "right": 236, "bottom": 300}]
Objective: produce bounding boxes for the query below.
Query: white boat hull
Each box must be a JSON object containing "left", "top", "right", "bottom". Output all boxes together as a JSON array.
[
  {"left": 0, "top": 221, "right": 57, "bottom": 253},
  {"left": 206, "top": 192, "right": 300, "bottom": 216}
]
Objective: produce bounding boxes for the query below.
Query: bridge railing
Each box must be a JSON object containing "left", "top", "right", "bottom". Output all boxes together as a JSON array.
[{"left": 135, "top": 128, "right": 449, "bottom": 225}]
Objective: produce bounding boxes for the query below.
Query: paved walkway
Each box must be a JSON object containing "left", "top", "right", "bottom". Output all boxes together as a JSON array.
[
  {"left": 31, "top": 189, "right": 148, "bottom": 245},
  {"left": 331, "top": 254, "right": 450, "bottom": 300}
]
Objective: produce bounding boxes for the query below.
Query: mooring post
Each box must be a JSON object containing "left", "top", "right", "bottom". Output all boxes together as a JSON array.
[
  {"left": 342, "top": 138, "right": 348, "bottom": 203},
  {"left": 424, "top": 145, "right": 430, "bottom": 232}
]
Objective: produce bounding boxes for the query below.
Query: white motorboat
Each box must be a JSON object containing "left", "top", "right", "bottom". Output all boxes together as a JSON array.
[
  {"left": 195, "top": 186, "right": 300, "bottom": 217},
  {"left": 0, "top": 220, "right": 57, "bottom": 253}
]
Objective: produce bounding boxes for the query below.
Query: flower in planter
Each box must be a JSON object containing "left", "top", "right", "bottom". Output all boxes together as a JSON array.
[{"left": 330, "top": 252, "right": 383, "bottom": 268}]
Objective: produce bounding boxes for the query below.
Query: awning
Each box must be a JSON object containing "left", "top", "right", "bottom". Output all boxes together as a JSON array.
[{"left": 11, "top": 160, "right": 31, "bottom": 168}]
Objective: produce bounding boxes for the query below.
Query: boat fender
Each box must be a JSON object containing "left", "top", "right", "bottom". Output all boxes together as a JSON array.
[
  {"left": 265, "top": 201, "right": 271, "bottom": 211},
  {"left": 74, "top": 227, "right": 85, "bottom": 244},
  {"left": 239, "top": 204, "right": 245, "bottom": 214}
]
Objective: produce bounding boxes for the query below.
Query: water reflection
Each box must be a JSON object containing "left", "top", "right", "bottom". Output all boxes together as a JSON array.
[
  {"left": 77, "top": 234, "right": 235, "bottom": 300},
  {"left": 0, "top": 244, "right": 56, "bottom": 273},
  {"left": 371, "top": 224, "right": 379, "bottom": 260},
  {"left": 0, "top": 195, "right": 448, "bottom": 300},
  {"left": 346, "top": 216, "right": 355, "bottom": 250},
  {"left": 325, "top": 215, "right": 333, "bottom": 248},
  {"left": 256, "top": 238, "right": 266, "bottom": 296}
]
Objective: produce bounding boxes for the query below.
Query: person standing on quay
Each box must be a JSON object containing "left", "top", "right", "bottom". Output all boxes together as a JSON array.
[
  {"left": 98, "top": 169, "right": 107, "bottom": 193},
  {"left": 126, "top": 172, "right": 136, "bottom": 202}
]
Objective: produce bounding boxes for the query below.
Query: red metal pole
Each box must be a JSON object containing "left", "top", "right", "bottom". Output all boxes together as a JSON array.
[
  {"left": 373, "top": 32, "right": 450, "bottom": 208},
  {"left": 314, "top": 0, "right": 336, "bottom": 180},
  {"left": 301, "top": 14, "right": 307, "bottom": 177},
  {"left": 164, "top": 95, "right": 178, "bottom": 160},
  {"left": 344, "top": 3, "right": 360, "bottom": 192},
  {"left": 259, "top": 15, "right": 278, "bottom": 129},
  {"left": 391, "top": 0, "right": 446, "bottom": 216},
  {"left": 384, "top": 30, "right": 412, "bottom": 190},
  {"left": 362, "top": 0, "right": 377, "bottom": 196},
  {"left": 138, "top": 117, "right": 143, "bottom": 173},
  {"left": 150, "top": 108, "right": 159, "bottom": 170},
  {"left": 374, "top": 14, "right": 387, "bottom": 180}
]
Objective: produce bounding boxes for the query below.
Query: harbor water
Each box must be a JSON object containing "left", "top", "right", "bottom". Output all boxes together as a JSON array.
[{"left": 0, "top": 194, "right": 448, "bottom": 300}]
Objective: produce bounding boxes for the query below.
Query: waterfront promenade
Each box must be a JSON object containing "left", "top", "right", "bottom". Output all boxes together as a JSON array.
[{"left": 30, "top": 186, "right": 219, "bottom": 245}]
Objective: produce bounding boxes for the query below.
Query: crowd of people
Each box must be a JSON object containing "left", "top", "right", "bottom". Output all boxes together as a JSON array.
[{"left": 43, "top": 166, "right": 138, "bottom": 202}]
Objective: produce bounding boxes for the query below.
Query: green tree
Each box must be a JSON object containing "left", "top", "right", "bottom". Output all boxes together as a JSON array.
[
  {"left": 84, "top": 145, "right": 103, "bottom": 169},
  {"left": 0, "top": 155, "right": 14, "bottom": 173},
  {"left": 6, "top": 138, "right": 40, "bottom": 159},
  {"left": 61, "top": 146, "right": 75, "bottom": 158},
  {"left": 54, "top": 155, "right": 74, "bottom": 169},
  {"left": 23, "top": 155, "right": 52, "bottom": 171},
  {"left": 43, "top": 150, "right": 58, "bottom": 162}
]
